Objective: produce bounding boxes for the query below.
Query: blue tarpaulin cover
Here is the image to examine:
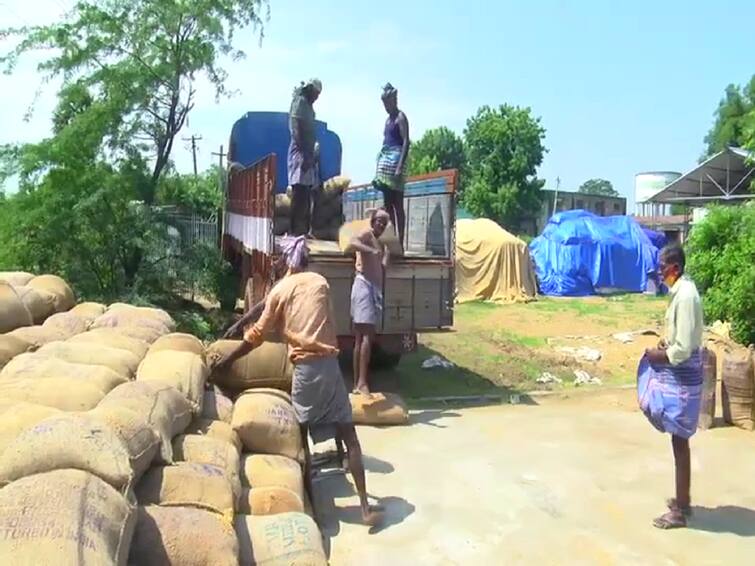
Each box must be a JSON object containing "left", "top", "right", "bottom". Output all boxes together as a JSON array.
[
  {"left": 529, "top": 210, "right": 659, "bottom": 296},
  {"left": 642, "top": 227, "right": 667, "bottom": 250}
]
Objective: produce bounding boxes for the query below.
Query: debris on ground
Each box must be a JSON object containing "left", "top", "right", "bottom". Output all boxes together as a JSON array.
[
  {"left": 573, "top": 370, "right": 602, "bottom": 386},
  {"left": 536, "top": 372, "right": 562, "bottom": 385},
  {"left": 612, "top": 332, "right": 634, "bottom": 344},
  {"left": 557, "top": 346, "right": 602, "bottom": 363},
  {"left": 421, "top": 355, "right": 455, "bottom": 370},
  {"left": 708, "top": 320, "right": 731, "bottom": 340}
]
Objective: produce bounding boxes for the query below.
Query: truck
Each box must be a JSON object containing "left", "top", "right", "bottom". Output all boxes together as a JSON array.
[{"left": 222, "top": 153, "right": 456, "bottom": 368}]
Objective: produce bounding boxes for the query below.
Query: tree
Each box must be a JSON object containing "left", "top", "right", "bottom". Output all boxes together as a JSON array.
[
  {"left": 0, "top": 0, "right": 266, "bottom": 291},
  {"left": 686, "top": 205, "right": 755, "bottom": 345},
  {"left": 703, "top": 76, "right": 755, "bottom": 159},
  {"left": 578, "top": 178, "right": 619, "bottom": 197},
  {"left": 157, "top": 166, "right": 224, "bottom": 216},
  {"left": 408, "top": 126, "right": 467, "bottom": 178},
  {"left": 462, "top": 105, "right": 546, "bottom": 229}
]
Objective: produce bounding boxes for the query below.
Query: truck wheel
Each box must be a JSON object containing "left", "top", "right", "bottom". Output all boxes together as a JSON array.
[{"left": 370, "top": 347, "right": 402, "bottom": 370}]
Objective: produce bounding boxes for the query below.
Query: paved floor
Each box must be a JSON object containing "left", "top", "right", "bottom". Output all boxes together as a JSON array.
[{"left": 313, "top": 390, "right": 755, "bottom": 566}]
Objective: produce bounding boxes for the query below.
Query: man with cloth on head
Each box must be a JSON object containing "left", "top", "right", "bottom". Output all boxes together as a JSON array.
[
  {"left": 214, "top": 235, "right": 384, "bottom": 527},
  {"left": 639, "top": 245, "right": 704, "bottom": 530},
  {"left": 346, "top": 208, "right": 391, "bottom": 395}
]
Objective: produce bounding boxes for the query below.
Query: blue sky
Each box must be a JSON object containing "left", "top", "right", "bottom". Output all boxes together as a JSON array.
[{"left": 1, "top": 0, "right": 753, "bottom": 212}]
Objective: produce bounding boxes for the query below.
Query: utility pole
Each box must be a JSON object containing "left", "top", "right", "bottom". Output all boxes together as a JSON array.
[
  {"left": 211, "top": 145, "right": 228, "bottom": 253},
  {"left": 183, "top": 134, "right": 203, "bottom": 177},
  {"left": 553, "top": 176, "right": 561, "bottom": 215}
]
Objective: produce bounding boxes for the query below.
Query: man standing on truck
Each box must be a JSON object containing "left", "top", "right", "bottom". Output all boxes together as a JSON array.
[
  {"left": 374, "top": 83, "right": 410, "bottom": 253},
  {"left": 288, "top": 78, "right": 322, "bottom": 237},
  {"left": 347, "top": 208, "right": 391, "bottom": 395},
  {"left": 214, "top": 236, "right": 384, "bottom": 527}
]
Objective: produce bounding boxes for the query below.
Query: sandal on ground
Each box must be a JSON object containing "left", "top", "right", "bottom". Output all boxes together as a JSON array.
[{"left": 653, "top": 509, "right": 687, "bottom": 529}]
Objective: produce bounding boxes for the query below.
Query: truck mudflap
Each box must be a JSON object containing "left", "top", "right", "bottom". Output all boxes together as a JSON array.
[{"left": 337, "top": 332, "right": 416, "bottom": 355}]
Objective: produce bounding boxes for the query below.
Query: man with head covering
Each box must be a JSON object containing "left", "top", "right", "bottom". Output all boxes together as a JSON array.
[
  {"left": 288, "top": 78, "right": 323, "bottom": 236},
  {"left": 214, "top": 235, "right": 384, "bottom": 527},
  {"left": 374, "top": 83, "right": 410, "bottom": 252},
  {"left": 639, "top": 245, "right": 704, "bottom": 530},
  {"left": 346, "top": 208, "right": 391, "bottom": 394}
]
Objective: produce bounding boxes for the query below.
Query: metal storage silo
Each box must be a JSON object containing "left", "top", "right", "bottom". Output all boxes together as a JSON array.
[
  {"left": 634, "top": 171, "right": 681, "bottom": 216},
  {"left": 228, "top": 111, "right": 342, "bottom": 193}
]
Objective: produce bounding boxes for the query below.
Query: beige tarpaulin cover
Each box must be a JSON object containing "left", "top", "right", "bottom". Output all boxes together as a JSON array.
[{"left": 455, "top": 218, "right": 537, "bottom": 303}]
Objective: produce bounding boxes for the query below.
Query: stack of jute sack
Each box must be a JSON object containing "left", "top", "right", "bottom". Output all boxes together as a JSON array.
[
  {"left": 706, "top": 337, "right": 755, "bottom": 431},
  {"left": 207, "top": 339, "right": 328, "bottom": 565},
  {"left": 1, "top": 273, "right": 78, "bottom": 345},
  {"left": 274, "top": 175, "right": 351, "bottom": 240}
]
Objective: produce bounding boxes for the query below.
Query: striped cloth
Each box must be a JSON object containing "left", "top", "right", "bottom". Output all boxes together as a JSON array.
[
  {"left": 637, "top": 349, "right": 703, "bottom": 439},
  {"left": 374, "top": 146, "right": 405, "bottom": 191}
]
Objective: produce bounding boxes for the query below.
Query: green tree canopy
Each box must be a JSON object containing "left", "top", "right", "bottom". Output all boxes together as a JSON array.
[
  {"left": 0, "top": 0, "right": 266, "bottom": 296},
  {"left": 462, "top": 104, "right": 546, "bottom": 229},
  {"left": 703, "top": 76, "right": 755, "bottom": 159},
  {"left": 578, "top": 178, "right": 619, "bottom": 196},
  {"left": 407, "top": 126, "right": 467, "bottom": 178}
]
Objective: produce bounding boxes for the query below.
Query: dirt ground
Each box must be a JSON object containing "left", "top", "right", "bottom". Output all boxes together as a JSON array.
[
  {"left": 314, "top": 389, "right": 755, "bottom": 566},
  {"left": 386, "top": 295, "right": 670, "bottom": 402}
]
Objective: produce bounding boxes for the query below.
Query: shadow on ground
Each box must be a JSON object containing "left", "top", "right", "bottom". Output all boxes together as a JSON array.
[{"left": 690, "top": 505, "right": 755, "bottom": 536}]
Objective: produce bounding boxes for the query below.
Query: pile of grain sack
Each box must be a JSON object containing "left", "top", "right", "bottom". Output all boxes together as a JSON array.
[
  {"left": 274, "top": 175, "right": 351, "bottom": 240},
  {"left": 704, "top": 338, "right": 755, "bottom": 432},
  {"left": 0, "top": 304, "right": 327, "bottom": 564}
]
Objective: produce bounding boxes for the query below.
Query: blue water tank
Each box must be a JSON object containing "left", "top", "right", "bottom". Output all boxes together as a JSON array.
[{"left": 228, "top": 111, "right": 342, "bottom": 193}]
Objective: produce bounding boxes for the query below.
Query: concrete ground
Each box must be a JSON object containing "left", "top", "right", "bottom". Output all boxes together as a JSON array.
[{"left": 313, "top": 389, "right": 755, "bottom": 566}]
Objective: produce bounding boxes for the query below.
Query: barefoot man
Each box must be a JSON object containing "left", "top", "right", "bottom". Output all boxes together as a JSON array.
[
  {"left": 214, "top": 236, "right": 383, "bottom": 526},
  {"left": 640, "top": 245, "right": 704, "bottom": 529},
  {"left": 347, "top": 208, "right": 390, "bottom": 395}
]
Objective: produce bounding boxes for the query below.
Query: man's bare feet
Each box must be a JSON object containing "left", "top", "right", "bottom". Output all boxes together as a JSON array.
[
  {"left": 653, "top": 509, "right": 687, "bottom": 529},
  {"left": 353, "top": 385, "right": 371, "bottom": 396},
  {"left": 361, "top": 504, "right": 385, "bottom": 527}
]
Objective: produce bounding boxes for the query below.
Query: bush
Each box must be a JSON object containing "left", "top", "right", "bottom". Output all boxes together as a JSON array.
[{"left": 686, "top": 204, "right": 755, "bottom": 345}]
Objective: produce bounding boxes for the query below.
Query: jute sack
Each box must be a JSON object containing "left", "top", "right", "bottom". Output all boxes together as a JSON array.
[
  {"left": 241, "top": 386, "right": 293, "bottom": 404},
  {"left": 323, "top": 175, "right": 351, "bottom": 194},
  {"left": 27, "top": 274, "right": 75, "bottom": 312},
  {"left": 89, "top": 405, "right": 161, "bottom": 481},
  {"left": 14, "top": 285, "right": 56, "bottom": 324},
  {"left": 0, "top": 333, "right": 29, "bottom": 370},
  {"left": 0, "top": 413, "right": 133, "bottom": 491},
  {"left": 137, "top": 351, "right": 208, "bottom": 411},
  {"left": 339, "top": 218, "right": 403, "bottom": 256},
  {"left": 0, "top": 469, "right": 136, "bottom": 566},
  {"left": 202, "top": 386, "right": 234, "bottom": 423},
  {"left": 98, "top": 381, "right": 193, "bottom": 464},
  {"left": 699, "top": 347, "right": 717, "bottom": 430},
  {"left": 129, "top": 506, "right": 238, "bottom": 566},
  {"left": 149, "top": 332, "right": 205, "bottom": 359},
  {"left": 0, "top": 354, "right": 127, "bottom": 393},
  {"left": 721, "top": 345, "right": 755, "bottom": 431},
  {"left": 92, "top": 310, "right": 172, "bottom": 336},
  {"left": 350, "top": 392, "right": 409, "bottom": 425},
  {"left": 37, "top": 340, "right": 141, "bottom": 379},
  {"left": 240, "top": 454, "right": 304, "bottom": 500},
  {"left": 186, "top": 417, "right": 242, "bottom": 453},
  {"left": 135, "top": 463, "right": 236, "bottom": 519},
  {"left": 0, "top": 271, "right": 34, "bottom": 286},
  {"left": 42, "top": 311, "right": 89, "bottom": 336},
  {"left": 208, "top": 340, "right": 293, "bottom": 393},
  {"left": 0, "top": 400, "right": 60, "bottom": 455},
  {"left": 0, "top": 376, "right": 107, "bottom": 411},
  {"left": 68, "top": 328, "right": 150, "bottom": 359},
  {"left": 109, "top": 324, "right": 167, "bottom": 344},
  {"left": 172, "top": 434, "right": 242, "bottom": 501},
  {"left": 0, "top": 281, "right": 33, "bottom": 333},
  {"left": 7, "top": 324, "right": 74, "bottom": 349},
  {"left": 238, "top": 486, "right": 304, "bottom": 515},
  {"left": 107, "top": 303, "right": 176, "bottom": 327},
  {"left": 235, "top": 512, "right": 327, "bottom": 566},
  {"left": 70, "top": 301, "right": 107, "bottom": 321},
  {"left": 232, "top": 390, "right": 302, "bottom": 459}
]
